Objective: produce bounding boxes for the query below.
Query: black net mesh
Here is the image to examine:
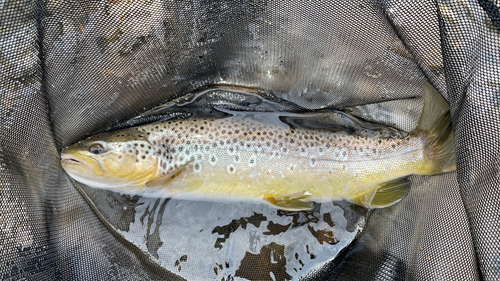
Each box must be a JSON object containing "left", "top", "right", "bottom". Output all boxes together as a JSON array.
[{"left": 1, "top": 0, "right": 499, "bottom": 280}]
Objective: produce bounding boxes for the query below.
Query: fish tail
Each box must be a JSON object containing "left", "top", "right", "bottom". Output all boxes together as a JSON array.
[{"left": 414, "top": 83, "right": 456, "bottom": 174}]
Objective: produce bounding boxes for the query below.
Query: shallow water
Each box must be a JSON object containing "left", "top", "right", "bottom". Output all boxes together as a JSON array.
[{"left": 81, "top": 186, "right": 367, "bottom": 281}]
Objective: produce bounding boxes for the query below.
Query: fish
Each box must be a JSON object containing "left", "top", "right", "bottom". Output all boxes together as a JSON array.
[{"left": 60, "top": 83, "right": 456, "bottom": 210}]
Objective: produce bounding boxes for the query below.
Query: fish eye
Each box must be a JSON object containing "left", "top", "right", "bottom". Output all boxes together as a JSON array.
[{"left": 89, "top": 143, "right": 106, "bottom": 155}]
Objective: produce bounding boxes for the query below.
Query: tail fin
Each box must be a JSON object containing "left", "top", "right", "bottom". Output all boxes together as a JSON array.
[{"left": 414, "top": 83, "right": 456, "bottom": 174}]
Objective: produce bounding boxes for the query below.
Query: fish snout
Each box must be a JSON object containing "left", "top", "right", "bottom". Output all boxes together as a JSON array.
[{"left": 61, "top": 153, "right": 104, "bottom": 176}]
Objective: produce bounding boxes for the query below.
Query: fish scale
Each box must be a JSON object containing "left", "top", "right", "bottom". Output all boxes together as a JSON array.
[
  {"left": 60, "top": 83, "right": 456, "bottom": 210},
  {"left": 137, "top": 116, "right": 423, "bottom": 200}
]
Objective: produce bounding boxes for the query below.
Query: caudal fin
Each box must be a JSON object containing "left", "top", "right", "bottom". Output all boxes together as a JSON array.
[{"left": 415, "top": 83, "right": 456, "bottom": 174}]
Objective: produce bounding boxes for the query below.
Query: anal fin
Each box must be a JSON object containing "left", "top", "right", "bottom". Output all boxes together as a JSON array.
[
  {"left": 263, "top": 191, "right": 314, "bottom": 211},
  {"left": 349, "top": 177, "right": 411, "bottom": 208}
]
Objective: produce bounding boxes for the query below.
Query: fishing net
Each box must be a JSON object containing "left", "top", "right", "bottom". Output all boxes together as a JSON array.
[{"left": 1, "top": 0, "right": 498, "bottom": 280}]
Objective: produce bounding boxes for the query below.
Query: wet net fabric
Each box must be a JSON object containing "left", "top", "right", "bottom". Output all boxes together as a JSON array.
[{"left": 1, "top": 0, "right": 499, "bottom": 280}]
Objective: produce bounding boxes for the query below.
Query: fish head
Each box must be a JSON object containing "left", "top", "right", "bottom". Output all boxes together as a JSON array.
[{"left": 60, "top": 129, "right": 158, "bottom": 189}]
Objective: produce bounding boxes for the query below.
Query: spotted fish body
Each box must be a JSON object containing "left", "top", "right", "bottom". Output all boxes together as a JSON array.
[
  {"left": 141, "top": 118, "right": 421, "bottom": 200},
  {"left": 61, "top": 84, "right": 456, "bottom": 209}
]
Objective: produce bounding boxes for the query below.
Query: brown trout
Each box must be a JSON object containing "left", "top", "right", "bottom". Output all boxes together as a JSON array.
[{"left": 61, "top": 83, "right": 455, "bottom": 210}]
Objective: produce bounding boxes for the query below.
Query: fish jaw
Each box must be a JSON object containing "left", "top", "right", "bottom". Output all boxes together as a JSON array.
[{"left": 61, "top": 152, "right": 104, "bottom": 176}]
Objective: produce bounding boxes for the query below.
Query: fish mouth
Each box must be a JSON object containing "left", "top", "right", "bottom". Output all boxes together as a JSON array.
[{"left": 61, "top": 154, "right": 104, "bottom": 176}]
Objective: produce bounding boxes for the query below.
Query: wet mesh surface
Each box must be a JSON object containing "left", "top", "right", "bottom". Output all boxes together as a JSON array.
[{"left": 1, "top": 0, "right": 499, "bottom": 280}]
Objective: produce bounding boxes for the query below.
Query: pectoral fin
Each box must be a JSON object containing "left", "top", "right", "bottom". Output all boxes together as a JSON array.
[
  {"left": 263, "top": 191, "right": 315, "bottom": 211},
  {"left": 145, "top": 163, "right": 189, "bottom": 188},
  {"left": 349, "top": 177, "right": 411, "bottom": 208}
]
